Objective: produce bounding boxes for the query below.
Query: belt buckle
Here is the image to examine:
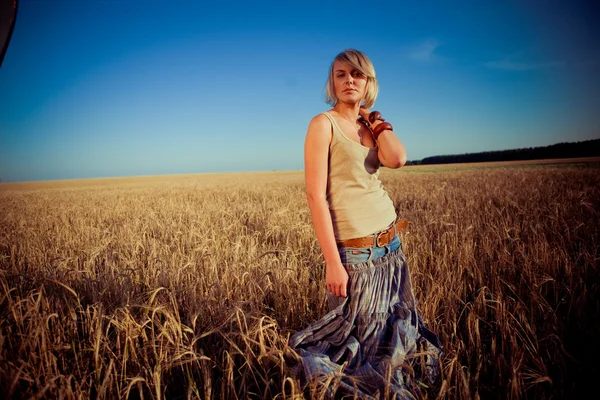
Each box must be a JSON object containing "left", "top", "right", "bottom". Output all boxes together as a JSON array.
[{"left": 376, "top": 229, "right": 388, "bottom": 247}]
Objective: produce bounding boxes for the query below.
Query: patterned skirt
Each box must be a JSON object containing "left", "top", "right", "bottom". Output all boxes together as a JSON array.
[{"left": 289, "top": 246, "right": 443, "bottom": 399}]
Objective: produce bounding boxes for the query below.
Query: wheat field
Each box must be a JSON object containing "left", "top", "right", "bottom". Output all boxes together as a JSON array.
[{"left": 1, "top": 159, "right": 599, "bottom": 399}]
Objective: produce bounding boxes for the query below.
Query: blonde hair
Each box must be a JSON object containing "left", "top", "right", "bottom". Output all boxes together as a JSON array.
[{"left": 324, "top": 49, "right": 378, "bottom": 108}]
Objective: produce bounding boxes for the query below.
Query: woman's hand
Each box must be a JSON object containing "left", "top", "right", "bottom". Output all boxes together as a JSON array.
[
  {"left": 326, "top": 262, "right": 349, "bottom": 297},
  {"left": 359, "top": 106, "right": 371, "bottom": 122}
]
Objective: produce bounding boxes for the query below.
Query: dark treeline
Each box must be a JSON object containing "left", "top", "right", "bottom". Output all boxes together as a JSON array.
[{"left": 407, "top": 138, "right": 600, "bottom": 165}]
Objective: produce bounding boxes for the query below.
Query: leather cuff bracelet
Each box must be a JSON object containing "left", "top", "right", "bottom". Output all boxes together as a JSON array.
[{"left": 372, "top": 121, "right": 393, "bottom": 139}]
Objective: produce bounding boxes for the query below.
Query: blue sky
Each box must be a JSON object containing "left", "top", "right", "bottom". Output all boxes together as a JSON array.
[{"left": 1, "top": 0, "right": 599, "bottom": 182}]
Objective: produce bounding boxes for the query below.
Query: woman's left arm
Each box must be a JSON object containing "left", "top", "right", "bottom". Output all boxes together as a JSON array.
[
  {"left": 359, "top": 108, "right": 407, "bottom": 168},
  {"left": 376, "top": 129, "right": 406, "bottom": 168}
]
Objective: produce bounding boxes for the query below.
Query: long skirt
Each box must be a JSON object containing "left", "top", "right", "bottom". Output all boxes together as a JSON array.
[{"left": 289, "top": 239, "right": 443, "bottom": 399}]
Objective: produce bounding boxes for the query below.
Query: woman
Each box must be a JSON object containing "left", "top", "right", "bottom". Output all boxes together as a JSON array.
[{"left": 290, "top": 49, "right": 442, "bottom": 399}]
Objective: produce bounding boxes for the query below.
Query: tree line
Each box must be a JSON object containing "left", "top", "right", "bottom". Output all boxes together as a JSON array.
[{"left": 407, "top": 138, "right": 600, "bottom": 165}]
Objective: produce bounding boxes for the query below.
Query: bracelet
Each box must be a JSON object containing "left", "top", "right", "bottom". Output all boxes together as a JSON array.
[
  {"left": 368, "top": 111, "right": 385, "bottom": 124},
  {"left": 372, "top": 122, "right": 393, "bottom": 139}
]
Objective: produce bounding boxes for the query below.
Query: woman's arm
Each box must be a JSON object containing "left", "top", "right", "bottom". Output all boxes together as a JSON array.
[
  {"left": 376, "top": 128, "right": 406, "bottom": 168},
  {"left": 304, "top": 114, "right": 349, "bottom": 298},
  {"left": 359, "top": 108, "right": 407, "bottom": 168}
]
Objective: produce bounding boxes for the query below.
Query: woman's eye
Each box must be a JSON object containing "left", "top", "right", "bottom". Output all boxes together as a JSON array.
[{"left": 352, "top": 71, "right": 364, "bottom": 78}]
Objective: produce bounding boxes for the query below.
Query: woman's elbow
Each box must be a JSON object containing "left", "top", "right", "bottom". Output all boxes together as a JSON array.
[
  {"left": 382, "top": 154, "right": 406, "bottom": 169},
  {"left": 398, "top": 154, "right": 407, "bottom": 168}
]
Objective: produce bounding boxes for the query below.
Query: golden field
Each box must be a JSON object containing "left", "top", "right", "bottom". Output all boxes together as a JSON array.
[{"left": 1, "top": 158, "right": 599, "bottom": 399}]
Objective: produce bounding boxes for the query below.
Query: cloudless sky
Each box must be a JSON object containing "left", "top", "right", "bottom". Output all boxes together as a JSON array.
[{"left": 1, "top": 0, "right": 599, "bottom": 182}]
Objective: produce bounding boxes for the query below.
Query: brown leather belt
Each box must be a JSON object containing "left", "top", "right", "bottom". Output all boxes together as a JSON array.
[{"left": 337, "top": 219, "right": 409, "bottom": 248}]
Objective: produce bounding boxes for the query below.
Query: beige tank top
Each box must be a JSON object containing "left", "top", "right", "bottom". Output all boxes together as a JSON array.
[{"left": 323, "top": 112, "right": 397, "bottom": 241}]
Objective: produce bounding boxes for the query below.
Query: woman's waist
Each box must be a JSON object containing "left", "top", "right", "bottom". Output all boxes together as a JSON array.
[
  {"left": 337, "top": 231, "right": 403, "bottom": 268},
  {"left": 336, "top": 219, "right": 408, "bottom": 249}
]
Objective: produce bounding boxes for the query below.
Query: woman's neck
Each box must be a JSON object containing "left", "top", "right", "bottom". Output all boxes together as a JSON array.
[{"left": 333, "top": 102, "right": 361, "bottom": 121}]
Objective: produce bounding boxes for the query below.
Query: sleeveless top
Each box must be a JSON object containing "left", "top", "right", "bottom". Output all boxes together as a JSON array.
[{"left": 322, "top": 112, "right": 397, "bottom": 241}]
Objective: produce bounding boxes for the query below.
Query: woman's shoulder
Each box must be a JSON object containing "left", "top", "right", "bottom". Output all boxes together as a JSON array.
[
  {"left": 313, "top": 110, "right": 335, "bottom": 120},
  {"left": 306, "top": 111, "right": 335, "bottom": 142},
  {"left": 309, "top": 111, "right": 334, "bottom": 128}
]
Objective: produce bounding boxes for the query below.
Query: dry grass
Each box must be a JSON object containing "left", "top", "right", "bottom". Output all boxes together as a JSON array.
[{"left": 0, "top": 160, "right": 599, "bottom": 399}]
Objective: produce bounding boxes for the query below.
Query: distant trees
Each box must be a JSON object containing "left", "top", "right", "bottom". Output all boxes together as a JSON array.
[{"left": 405, "top": 138, "right": 600, "bottom": 165}]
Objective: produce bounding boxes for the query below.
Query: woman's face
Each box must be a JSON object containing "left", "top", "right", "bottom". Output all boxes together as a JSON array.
[{"left": 332, "top": 60, "right": 367, "bottom": 105}]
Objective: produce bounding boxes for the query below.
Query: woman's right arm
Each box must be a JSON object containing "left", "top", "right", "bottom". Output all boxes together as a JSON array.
[{"left": 304, "top": 114, "right": 349, "bottom": 298}]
